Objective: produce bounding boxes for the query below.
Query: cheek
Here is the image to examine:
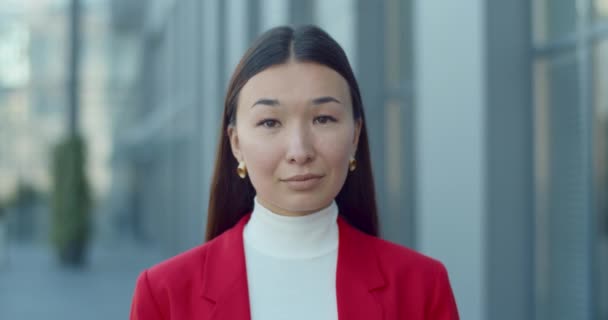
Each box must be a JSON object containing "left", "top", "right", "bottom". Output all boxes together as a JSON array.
[
  {"left": 316, "top": 130, "right": 353, "bottom": 167},
  {"left": 241, "top": 136, "right": 282, "bottom": 180}
]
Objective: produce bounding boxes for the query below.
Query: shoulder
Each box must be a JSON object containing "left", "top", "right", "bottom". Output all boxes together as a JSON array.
[
  {"left": 146, "top": 243, "right": 208, "bottom": 283},
  {"left": 354, "top": 228, "right": 449, "bottom": 284},
  {"left": 374, "top": 236, "right": 445, "bottom": 271},
  {"left": 130, "top": 240, "right": 214, "bottom": 319},
  {"left": 370, "top": 236, "right": 459, "bottom": 318},
  {"left": 338, "top": 222, "right": 459, "bottom": 317},
  {"left": 130, "top": 227, "right": 242, "bottom": 319},
  {"left": 138, "top": 230, "right": 227, "bottom": 292},
  {"left": 345, "top": 222, "right": 447, "bottom": 271}
]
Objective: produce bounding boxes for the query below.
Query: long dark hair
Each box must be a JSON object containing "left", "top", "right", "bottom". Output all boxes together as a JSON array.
[{"left": 205, "top": 25, "right": 378, "bottom": 241}]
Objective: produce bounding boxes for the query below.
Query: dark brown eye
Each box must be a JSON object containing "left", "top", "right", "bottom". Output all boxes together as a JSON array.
[
  {"left": 314, "top": 116, "right": 337, "bottom": 125},
  {"left": 257, "top": 119, "right": 280, "bottom": 128}
]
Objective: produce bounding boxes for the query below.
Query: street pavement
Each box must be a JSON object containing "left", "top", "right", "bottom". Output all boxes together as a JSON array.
[{"left": 0, "top": 239, "right": 164, "bottom": 320}]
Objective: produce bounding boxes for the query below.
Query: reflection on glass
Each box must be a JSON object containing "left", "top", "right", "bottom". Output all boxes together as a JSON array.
[
  {"left": 0, "top": 19, "right": 30, "bottom": 88},
  {"left": 594, "top": 0, "right": 608, "bottom": 20},
  {"left": 385, "top": 99, "right": 402, "bottom": 207},
  {"left": 534, "top": 52, "right": 594, "bottom": 320},
  {"left": 381, "top": 0, "right": 414, "bottom": 247},
  {"left": 533, "top": 59, "right": 550, "bottom": 320},
  {"left": 533, "top": 0, "right": 577, "bottom": 46},
  {"left": 593, "top": 40, "right": 608, "bottom": 320}
]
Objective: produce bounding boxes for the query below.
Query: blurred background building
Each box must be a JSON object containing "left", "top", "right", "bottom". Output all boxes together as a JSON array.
[{"left": 0, "top": 0, "right": 607, "bottom": 319}]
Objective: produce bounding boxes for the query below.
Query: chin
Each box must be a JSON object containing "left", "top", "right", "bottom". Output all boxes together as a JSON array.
[{"left": 282, "top": 193, "right": 333, "bottom": 211}]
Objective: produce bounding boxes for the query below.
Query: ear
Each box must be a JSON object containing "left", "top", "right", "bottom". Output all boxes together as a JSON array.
[
  {"left": 352, "top": 118, "right": 362, "bottom": 155},
  {"left": 227, "top": 125, "right": 243, "bottom": 161}
]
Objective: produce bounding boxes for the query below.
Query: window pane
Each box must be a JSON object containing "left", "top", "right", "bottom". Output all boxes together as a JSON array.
[
  {"left": 593, "top": 40, "right": 608, "bottom": 320},
  {"left": 534, "top": 52, "right": 593, "bottom": 320},
  {"left": 381, "top": 0, "right": 414, "bottom": 247},
  {"left": 314, "top": 0, "right": 356, "bottom": 72},
  {"left": 533, "top": 0, "right": 577, "bottom": 46},
  {"left": 594, "top": 0, "right": 608, "bottom": 21}
]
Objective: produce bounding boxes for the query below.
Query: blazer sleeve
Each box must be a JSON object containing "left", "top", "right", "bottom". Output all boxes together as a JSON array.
[
  {"left": 429, "top": 262, "right": 460, "bottom": 320},
  {"left": 130, "top": 269, "right": 165, "bottom": 320}
]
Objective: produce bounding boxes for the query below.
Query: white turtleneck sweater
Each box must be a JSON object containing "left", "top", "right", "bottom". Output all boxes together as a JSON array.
[{"left": 243, "top": 196, "right": 339, "bottom": 320}]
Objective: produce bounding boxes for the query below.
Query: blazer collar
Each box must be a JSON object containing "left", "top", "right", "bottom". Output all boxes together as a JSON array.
[
  {"left": 336, "top": 216, "right": 386, "bottom": 319},
  {"left": 201, "top": 213, "right": 251, "bottom": 319},
  {"left": 202, "top": 213, "right": 386, "bottom": 320}
]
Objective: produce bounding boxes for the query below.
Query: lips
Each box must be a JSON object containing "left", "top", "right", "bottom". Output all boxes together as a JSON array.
[
  {"left": 282, "top": 174, "right": 324, "bottom": 191},
  {"left": 282, "top": 173, "right": 324, "bottom": 182}
]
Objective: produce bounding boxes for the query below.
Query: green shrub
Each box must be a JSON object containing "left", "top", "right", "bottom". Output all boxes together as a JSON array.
[
  {"left": 0, "top": 200, "right": 5, "bottom": 220},
  {"left": 50, "top": 135, "right": 92, "bottom": 266}
]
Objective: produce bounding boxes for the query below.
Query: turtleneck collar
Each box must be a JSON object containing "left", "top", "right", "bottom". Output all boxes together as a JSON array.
[{"left": 243, "top": 195, "right": 339, "bottom": 259}]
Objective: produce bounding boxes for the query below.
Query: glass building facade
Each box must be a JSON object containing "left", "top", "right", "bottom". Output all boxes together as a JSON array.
[{"left": 2, "top": 0, "right": 607, "bottom": 319}]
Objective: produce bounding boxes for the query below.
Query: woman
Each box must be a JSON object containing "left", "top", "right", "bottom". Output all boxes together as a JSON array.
[{"left": 130, "top": 25, "right": 459, "bottom": 320}]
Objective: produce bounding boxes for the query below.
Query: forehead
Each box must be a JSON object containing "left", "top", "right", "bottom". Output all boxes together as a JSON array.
[{"left": 239, "top": 61, "right": 351, "bottom": 106}]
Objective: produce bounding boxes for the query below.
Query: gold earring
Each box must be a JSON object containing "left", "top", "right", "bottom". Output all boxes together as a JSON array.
[
  {"left": 237, "top": 161, "right": 247, "bottom": 179},
  {"left": 349, "top": 157, "right": 357, "bottom": 172}
]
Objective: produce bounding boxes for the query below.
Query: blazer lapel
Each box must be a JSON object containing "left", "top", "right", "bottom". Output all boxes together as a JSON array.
[
  {"left": 202, "top": 214, "right": 252, "bottom": 320},
  {"left": 336, "top": 216, "right": 386, "bottom": 320},
  {"left": 200, "top": 213, "right": 386, "bottom": 320}
]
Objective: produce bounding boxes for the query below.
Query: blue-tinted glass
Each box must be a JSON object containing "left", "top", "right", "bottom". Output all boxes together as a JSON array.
[
  {"left": 534, "top": 53, "right": 593, "bottom": 320},
  {"left": 593, "top": 40, "right": 608, "bottom": 320},
  {"left": 534, "top": 0, "right": 577, "bottom": 45}
]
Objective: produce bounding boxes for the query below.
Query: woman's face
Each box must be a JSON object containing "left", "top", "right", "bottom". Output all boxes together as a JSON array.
[{"left": 228, "top": 61, "right": 362, "bottom": 216}]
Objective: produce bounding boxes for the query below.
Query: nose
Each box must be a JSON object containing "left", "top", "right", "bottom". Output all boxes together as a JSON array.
[{"left": 285, "top": 124, "right": 315, "bottom": 165}]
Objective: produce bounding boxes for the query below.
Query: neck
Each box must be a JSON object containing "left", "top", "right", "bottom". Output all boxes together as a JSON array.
[
  {"left": 243, "top": 195, "right": 339, "bottom": 259},
  {"left": 255, "top": 196, "right": 333, "bottom": 217}
]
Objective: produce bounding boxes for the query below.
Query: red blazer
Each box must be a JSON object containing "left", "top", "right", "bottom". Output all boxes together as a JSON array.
[{"left": 130, "top": 213, "right": 459, "bottom": 319}]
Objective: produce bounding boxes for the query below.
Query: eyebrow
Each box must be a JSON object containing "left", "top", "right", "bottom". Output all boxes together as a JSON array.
[
  {"left": 250, "top": 96, "right": 342, "bottom": 108},
  {"left": 312, "top": 96, "right": 342, "bottom": 105},
  {"left": 251, "top": 98, "right": 280, "bottom": 108}
]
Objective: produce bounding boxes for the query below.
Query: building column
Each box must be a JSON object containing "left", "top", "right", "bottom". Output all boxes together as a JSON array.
[
  {"left": 414, "top": 1, "right": 534, "bottom": 319},
  {"left": 414, "top": 1, "right": 486, "bottom": 319},
  {"left": 485, "top": 1, "right": 534, "bottom": 319}
]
